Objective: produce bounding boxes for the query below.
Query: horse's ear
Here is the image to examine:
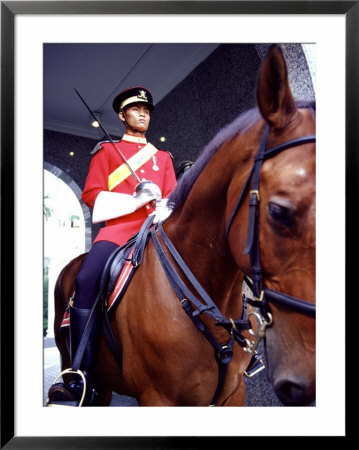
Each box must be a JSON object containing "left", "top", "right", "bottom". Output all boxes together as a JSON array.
[{"left": 257, "top": 45, "right": 297, "bottom": 129}]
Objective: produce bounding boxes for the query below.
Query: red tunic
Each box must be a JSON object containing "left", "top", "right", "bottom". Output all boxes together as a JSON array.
[{"left": 82, "top": 134, "right": 177, "bottom": 246}]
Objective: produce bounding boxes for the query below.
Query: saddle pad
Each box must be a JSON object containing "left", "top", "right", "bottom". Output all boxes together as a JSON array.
[
  {"left": 61, "top": 309, "right": 70, "bottom": 328},
  {"left": 60, "top": 250, "right": 135, "bottom": 328},
  {"left": 107, "top": 249, "right": 135, "bottom": 311}
]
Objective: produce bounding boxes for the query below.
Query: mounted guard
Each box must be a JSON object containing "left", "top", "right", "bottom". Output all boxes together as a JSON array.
[
  {"left": 47, "top": 86, "right": 177, "bottom": 406},
  {"left": 47, "top": 46, "right": 316, "bottom": 407}
]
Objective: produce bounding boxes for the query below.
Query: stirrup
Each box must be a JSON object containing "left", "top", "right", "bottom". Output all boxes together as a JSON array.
[
  {"left": 244, "top": 352, "right": 265, "bottom": 378},
  {"left": 46, "top": 368, "right": 87, "bottom": 407}
]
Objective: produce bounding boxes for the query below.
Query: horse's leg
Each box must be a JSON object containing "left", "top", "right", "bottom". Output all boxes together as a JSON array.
[
  {"left": 97, "top": 387, "right": 113, "bottom": 406},
  {"left": 138, "top": 391, "right": 178, "bottom": 406},
  {"left": 95, "top": 335, "right": 126, "bottom": 406},
  {"left": 220, "top": 378, "right": 246, "bottom": 406},
  {"left": 210, "top": 274, "right": 251, "bottom": 407},
  {"left": 53, "top": 269, "right": 73, "bottom": 384},
  {"left": 52, "top": 256, "right": 84, "bottom": 380}
]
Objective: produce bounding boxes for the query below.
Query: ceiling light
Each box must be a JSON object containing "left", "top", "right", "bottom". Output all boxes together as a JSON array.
[
  {"left": 91, "top": 112, "right": 101, "bottom": 128},
  {"left": 159, "top": 136, "right": 166, "bottom": 142}
]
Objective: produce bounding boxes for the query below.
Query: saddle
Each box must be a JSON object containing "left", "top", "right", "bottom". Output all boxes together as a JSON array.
[
  {"left": 62, "top": 215, "right": 155, "bottom": 369},
  {"left": 100, "top": 213, "right": 153, "bottom": 312}
]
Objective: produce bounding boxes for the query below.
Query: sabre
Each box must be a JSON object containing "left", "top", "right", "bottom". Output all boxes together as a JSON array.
[{"left": 74, "top": 88, "right": 141, "bottom": 184}]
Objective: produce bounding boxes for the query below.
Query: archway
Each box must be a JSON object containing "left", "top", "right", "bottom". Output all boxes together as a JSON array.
[{"left": 43, "top": 164, "right": 90, "bottom": 337}]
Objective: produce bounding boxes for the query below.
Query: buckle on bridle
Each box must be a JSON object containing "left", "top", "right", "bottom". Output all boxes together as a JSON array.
[
  {"left": 244, "top": 311, "right": 273, "bottom": 355},
  {"left": 217, "top": 344, "right": 234, "bottom": 365},
  {"left": 244, "top": 351, "right": 266, "bottom": 378},
  {"left": 253, "top": 290, "right": 264, "bottom": 302}
]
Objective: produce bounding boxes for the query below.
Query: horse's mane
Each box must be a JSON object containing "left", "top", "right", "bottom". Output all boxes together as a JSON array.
[{"left": 169, "top": 101, "right": 315, "bottom": 211}]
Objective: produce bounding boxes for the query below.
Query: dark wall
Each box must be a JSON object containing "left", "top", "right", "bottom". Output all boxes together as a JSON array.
[
  {"left": 146, "top": 44, "right": 262, "bottom": 171},
  {"left": 44, "top": 129, "right": 97, "bottom": 194}
]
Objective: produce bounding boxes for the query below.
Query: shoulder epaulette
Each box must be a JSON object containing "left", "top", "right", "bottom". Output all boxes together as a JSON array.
[
  {"left": 90, "top": 140, "right": 121, "bottom": 155},
  {"left": 157, "top": 148, "right": 174, "bottom": 160}
]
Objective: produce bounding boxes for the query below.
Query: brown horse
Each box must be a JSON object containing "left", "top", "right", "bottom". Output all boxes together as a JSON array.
[{"left": 52, "top": 45, "right": 316, "bottom": 406}]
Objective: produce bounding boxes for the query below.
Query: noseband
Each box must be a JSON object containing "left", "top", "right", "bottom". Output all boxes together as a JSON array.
[{"left": 226, "top": 126, "right": 316, "bottom": 321}]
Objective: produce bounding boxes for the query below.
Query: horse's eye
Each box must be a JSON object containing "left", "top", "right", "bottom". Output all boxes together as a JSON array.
[{"left": 268, "top": 202, "right": 293, "bottom": 227}]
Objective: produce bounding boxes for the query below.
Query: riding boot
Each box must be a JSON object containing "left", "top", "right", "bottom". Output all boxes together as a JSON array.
[
  {"left": 47, "top": 305, "right": 101, "bottom": 407},
  {"left": 67, "top": 305, "right": 101, "bottom": 406}
]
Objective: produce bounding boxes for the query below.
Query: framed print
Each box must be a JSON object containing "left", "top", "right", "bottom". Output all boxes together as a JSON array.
[{"left": 1, "top": 0, "right": 356, "bottom": 447}]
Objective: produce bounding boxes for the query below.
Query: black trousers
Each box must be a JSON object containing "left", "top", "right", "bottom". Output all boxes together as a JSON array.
[{"left": 74, "top": 241, "right": 118, "bottom": 309}]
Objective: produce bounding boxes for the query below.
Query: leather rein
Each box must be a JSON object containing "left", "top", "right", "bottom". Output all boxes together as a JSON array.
[{"left": 151, "top": 125, "right": 316, "bottom": 405}]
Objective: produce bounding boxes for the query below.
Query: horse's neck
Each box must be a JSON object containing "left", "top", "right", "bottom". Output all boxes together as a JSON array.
[
  {"left": 165, "top": 147, "right": 243, "bottom": 313},
  {"left": 165, "top": 217, "right": 239, "bottom": 314}
]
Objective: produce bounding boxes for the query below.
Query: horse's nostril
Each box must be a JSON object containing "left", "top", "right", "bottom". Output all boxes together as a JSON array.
[
  {"left": 281, "top": 381, "right": 303, "bottom": 402},
  {"left": 274, "top": 379, "right": 314, "bottom": 406}
]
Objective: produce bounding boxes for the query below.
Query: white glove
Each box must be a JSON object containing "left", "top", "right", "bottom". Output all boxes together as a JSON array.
[
  {"left": 134, "top": 181, "right": 162, "bottom": 205},
  {"left": 92, "top": 190, "right": 158, "bottom": 223},
  {"left": 150, "top": 198, "right": 173, "bottom": 224},
  {"left": 133, "top": 184, "right": 161, "bottom": 208}
]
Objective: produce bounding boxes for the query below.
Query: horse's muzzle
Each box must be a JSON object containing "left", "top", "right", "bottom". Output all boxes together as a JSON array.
[
  {"left": 272, "top": 376, "right": 315, "bottom": 406},
  {"left": 265, "top": 328, "right": 316, "bottom": 406}
]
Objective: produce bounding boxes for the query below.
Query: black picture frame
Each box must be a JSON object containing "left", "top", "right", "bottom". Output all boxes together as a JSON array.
[{"left": 1, "top": 1, "right": 355, "bottom": 447}]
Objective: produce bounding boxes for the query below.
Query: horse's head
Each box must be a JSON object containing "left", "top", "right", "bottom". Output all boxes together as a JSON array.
[{"left": 228, "top": 46, "right": 316, "bottom": 405}]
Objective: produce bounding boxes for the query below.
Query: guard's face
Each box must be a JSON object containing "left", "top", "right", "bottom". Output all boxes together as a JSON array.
[{"left": 120, "top": 102, "right": 151, "bottom": 133}]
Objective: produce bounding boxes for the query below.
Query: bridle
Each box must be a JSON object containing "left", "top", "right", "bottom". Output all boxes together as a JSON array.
[
  {"left": 150, "top": 124, "right": 316, "bottom": 404},
  {"left": 226, "top": 126, "right": 316, "bottom": 323}
]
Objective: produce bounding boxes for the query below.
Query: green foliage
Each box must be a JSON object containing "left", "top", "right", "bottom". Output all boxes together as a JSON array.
[{"left": 43, "top": 195, "right": 53, "bottom": 221}]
